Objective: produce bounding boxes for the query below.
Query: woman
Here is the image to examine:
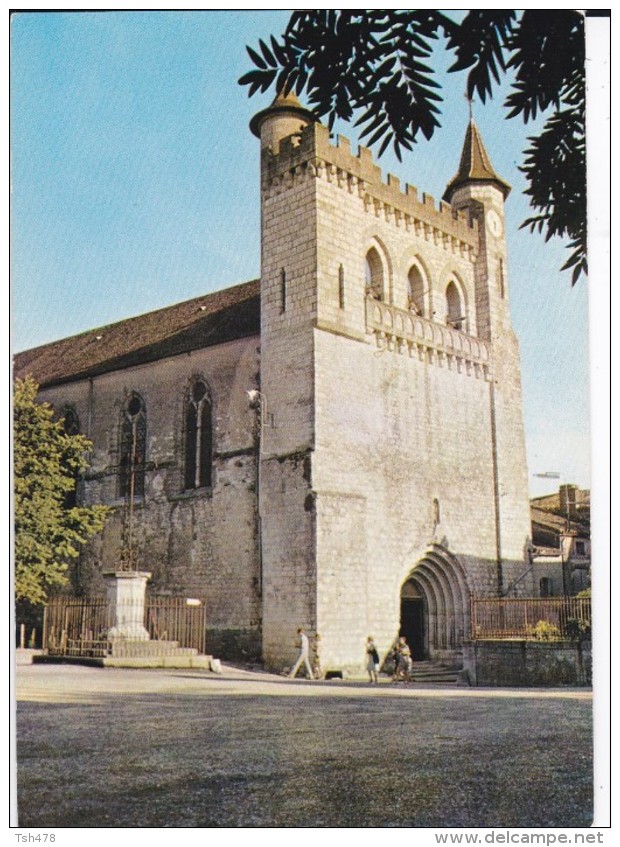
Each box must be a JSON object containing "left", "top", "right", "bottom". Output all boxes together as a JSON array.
[{"left": 366, "top": 636, "right": 380, "bottom": 684}]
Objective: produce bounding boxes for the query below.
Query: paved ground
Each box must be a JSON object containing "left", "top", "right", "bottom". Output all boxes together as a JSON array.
[{"left": 14, "top": 659, "right": 593, "bottom": 828}]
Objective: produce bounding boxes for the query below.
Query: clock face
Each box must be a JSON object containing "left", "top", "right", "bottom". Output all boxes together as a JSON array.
[{"left": 487, "top": 209, "right": 503, "bottom": 237}]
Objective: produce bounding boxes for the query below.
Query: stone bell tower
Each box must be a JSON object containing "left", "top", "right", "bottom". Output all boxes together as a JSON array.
[{"left": 250, "top": 92, "right": 533, "bottom": 671}]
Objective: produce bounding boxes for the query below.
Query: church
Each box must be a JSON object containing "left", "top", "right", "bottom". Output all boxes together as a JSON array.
[{"left": 14, "top": 90, "right": 534, "bottom": 671}]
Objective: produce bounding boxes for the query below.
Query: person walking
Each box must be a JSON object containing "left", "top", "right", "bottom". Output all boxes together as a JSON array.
[
  {"left": 288, "top": 627, "right": 314, "bottom": 679},
  {"left": 366, "top": 636, "right": 380, "bottom": 684}
]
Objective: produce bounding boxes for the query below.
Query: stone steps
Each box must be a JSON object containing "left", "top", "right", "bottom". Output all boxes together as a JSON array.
[
  {"left": 103, "top": 653, "right": 214, "bottom": 669},
  {"left": 33, "top": 652, "right": 216, "bottom": 670},
  {"left": 408, "top": 660, "right": 463, "bottom": 684},
  {"left": 35, "top": 637, "right": 218, "bottom": 670},
  {"left": 106, "top": 638, "right": 212, "bottom": 668},
  {"left": 109, "top": 640, "right": 197, "bottom": 658}
]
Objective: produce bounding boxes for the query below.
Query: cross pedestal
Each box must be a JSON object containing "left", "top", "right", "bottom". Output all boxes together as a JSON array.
[{"left": 103, "top": 570, "right": 152, "bottom": 641}]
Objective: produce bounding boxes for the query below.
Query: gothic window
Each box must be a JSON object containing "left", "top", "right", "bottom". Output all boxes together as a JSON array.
[
  {"left": 184, "top": 380, "right": 213, "bottom": 490},
  {"left": 407, "top": 265, "right": 426, "bottom": 316},
  {"left": 446, "top": 280, "right": 464, "bottom": 330},
  {"left": 433, "top": 498, "right": 441, "bottom": 527},
  {"left": 365, "top": 248, "right": 384, "bottom": 301},
  {"left": 118, "top": 393, "right": 147, "bottom": 499},
  {"left": 62, "top": 406, "right": 80, "bottom": 436},
  {"left": 62, "top": 407, "right": 81, "bottom": 507}
]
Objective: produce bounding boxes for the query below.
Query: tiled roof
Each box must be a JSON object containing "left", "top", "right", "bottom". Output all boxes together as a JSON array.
[
  {"left": 532, "top": 490, "right": 590, "bottom": 512},
  {"left": 531, "top": 507, "right": 570, "bottom": 533},
  {"left": 14, "top": 279, "right": 260, "bottom": 388},
  {"left": 531, "top": 507, "right": 589, "bottom": 537}
]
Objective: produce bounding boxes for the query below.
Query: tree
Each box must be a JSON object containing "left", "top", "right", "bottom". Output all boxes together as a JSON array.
[
  {"left": 13, "top": 376, "right": 109, "bottom": 605},
  {"left": 240, "top": 10, "right": 586, "bottom": 284}
]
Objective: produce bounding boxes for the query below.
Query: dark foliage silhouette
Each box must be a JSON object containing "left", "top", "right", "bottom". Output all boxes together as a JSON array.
[{"left": 240, "top": 10, "right": 586, "bottom": 284}]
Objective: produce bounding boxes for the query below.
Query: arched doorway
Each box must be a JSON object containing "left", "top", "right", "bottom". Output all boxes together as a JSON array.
[
  {"left": 399, "top": 546, "right": 471, "bottom": 662},
  {"left": 400, "top": 580, "right": 426, "bottom": 660}
]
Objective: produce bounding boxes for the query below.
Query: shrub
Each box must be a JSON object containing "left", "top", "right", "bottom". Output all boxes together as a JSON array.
[
  {"left": 564, "top": 617, "right": 591, "bottom": 642},
  {"left": 527, "top": 620, "right": 562, "bottom": 641}
]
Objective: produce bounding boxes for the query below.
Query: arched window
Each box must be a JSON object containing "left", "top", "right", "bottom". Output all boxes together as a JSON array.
[
  {"left": 118, "top": 393, "right": 147, "bottom": 499},
  {"left": 62, "top": 407, "right": 80, "bottom": 436},
  {"left": 365, "top": 248, "right": 384, "bottom": 301},
  {"left": 433, "top": 498, "right": 441, "bottom": 527},
  {"left": 446, "top": 280, "right": 464, "bottom": 330},
  {"left": 407, "top": 265, "right": 426, "bottom": 316},
  {"left": 62, "top": 407, "right": 81, "bottom": 507},
  {"left": 185, "top": 380, "right": 213, "bottom": 490}
]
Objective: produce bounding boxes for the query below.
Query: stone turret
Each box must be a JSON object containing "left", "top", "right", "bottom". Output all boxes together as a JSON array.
[
  {"left": 445, "top": 119, "right": 531, "bottom": 590},
  {"left": 444, "top": 119, "right": 512, "bottom": 341},
  {"left": 250, "top": 88, "right": 316, "bottom": 153}
]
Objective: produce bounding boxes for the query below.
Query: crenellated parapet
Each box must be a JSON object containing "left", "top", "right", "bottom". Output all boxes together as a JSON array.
[{"left": 262, "top": 121, "right": 479, "bottom": 256}]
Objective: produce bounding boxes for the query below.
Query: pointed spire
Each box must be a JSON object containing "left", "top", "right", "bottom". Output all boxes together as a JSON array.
[
  {"left": 443, "top": 119, "right": 511, "bottom": 203},
  {"left": 271, "top": 88, "right": 304, "bottom": 110}
]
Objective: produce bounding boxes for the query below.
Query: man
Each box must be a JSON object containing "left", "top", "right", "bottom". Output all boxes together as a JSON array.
[{"left": 288, "top": 627, "right": 314, "bottom": 679}]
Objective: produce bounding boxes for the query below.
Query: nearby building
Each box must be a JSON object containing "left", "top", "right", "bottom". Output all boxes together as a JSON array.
[
  {"left": 531, "top": 485, "right": 591, "bottom": 596},
  {"left": 14, "top": 91, "right": 534, "bottom": 671}
]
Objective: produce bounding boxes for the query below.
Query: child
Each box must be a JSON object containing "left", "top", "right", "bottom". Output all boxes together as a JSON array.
[{"left": 395, "top": 637, "right": 413, "bottom": 682}]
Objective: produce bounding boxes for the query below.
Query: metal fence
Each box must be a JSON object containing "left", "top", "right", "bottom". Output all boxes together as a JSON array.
[
  {"left": 471, "top": 596, "right": 592, "bottom": 640},
  {"left": 146, "top": 596, "right": 206, "bottom": 654},
  {"left": 43, "top": 594, "right": 207, "bottom": 657}
]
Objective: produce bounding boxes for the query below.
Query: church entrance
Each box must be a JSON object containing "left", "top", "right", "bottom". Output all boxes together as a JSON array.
[
  {"left": 400, "top": 546, "right": 471, "bottom": 662},
  {"left": 400, "top": 581, "right": 426, "bottom": 660}
]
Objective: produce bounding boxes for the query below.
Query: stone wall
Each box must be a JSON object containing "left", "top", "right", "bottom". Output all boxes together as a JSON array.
[
  {"left": 312, "top": 326, "right": 532, "bottom": 668},
  {"left": 463, "top": 640, "right": 592, "bottom": 686},
  {"left": 37, "top": 336, "right": 263, "bottom": 659},
  {"left": 258, "top": 132, "right": 319, "bottom": 668}
]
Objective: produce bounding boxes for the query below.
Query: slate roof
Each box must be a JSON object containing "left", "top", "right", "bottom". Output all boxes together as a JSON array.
[
  {"left": 444, "top": 119, "right": 511, "bottom": 202},
  {"left": 14, "top": 279, "right": 261, "bottom": 388},
  {"left": 249, "top": 87, "right": 317, "bottom": 138}
]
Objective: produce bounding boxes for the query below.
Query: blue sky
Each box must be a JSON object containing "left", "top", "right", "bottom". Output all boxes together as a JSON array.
[{"left": 10, "top": 10, "right": 598, "bottom": 498}]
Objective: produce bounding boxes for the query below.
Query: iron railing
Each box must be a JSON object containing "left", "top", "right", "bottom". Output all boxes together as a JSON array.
[
  {"left": 43, "top": 594, "right": 207, "bottom": 657},
  {"left": 471, "top": 596, "right": 591, "bottom": 640},
  {"left": 146, "top": 596, "right": 206, "bottom": 654}
]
